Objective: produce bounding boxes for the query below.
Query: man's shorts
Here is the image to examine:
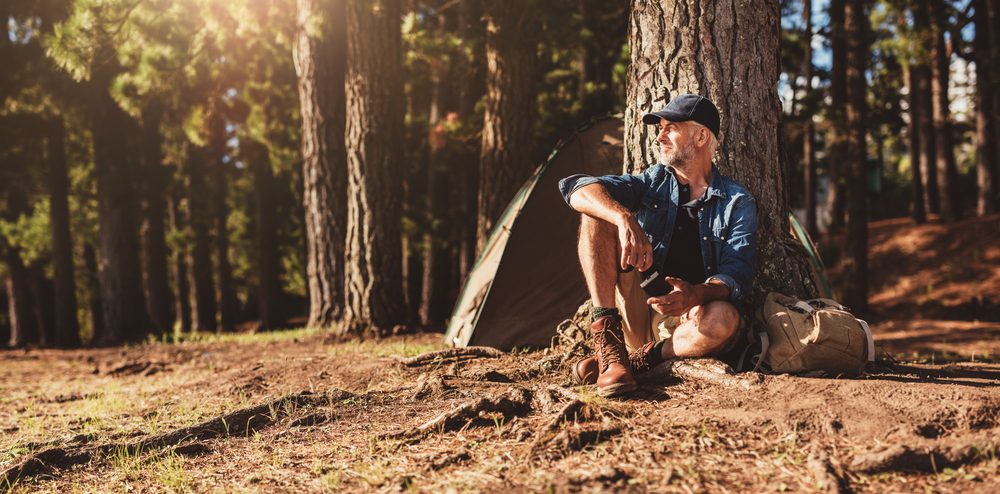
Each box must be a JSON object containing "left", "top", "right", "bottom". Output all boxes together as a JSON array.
[{"left": 614, "top": 269, "right": 744, "bottom": 356}]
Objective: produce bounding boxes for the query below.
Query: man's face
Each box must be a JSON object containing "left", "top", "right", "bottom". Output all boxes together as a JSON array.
[{"left": 657, "top": 120, "right": 696, "bottom": 167}]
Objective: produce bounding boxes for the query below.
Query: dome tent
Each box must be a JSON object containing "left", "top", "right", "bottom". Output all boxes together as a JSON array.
[{"left": 445, "top": 117, "right": 625, "bottom": 349}]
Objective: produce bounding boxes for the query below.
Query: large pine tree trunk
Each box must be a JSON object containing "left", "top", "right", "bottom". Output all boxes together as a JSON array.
[
  {"left": 140, "top": 106, "right": 174, "bottom": 336},
  {"left": 186, "top": 146, "right": 217, "bottom": 332},
  {"left": 247, "top": 140, "right": 283, "bottom": 330},
  {"left": 343, "top": 0, "right": 407, "bottom": 334},
  {"left": 927, "top": 0, "right": 960, "bottom": 222},
  {"left": 30, "top": 266, "right": 56, "bottom": 345},
  {"left": 0, "top": 284, "right": 8, "bottom": 346},
  {"left": 842, "top": 0, "right": 869, "bottom": 312},
  {"left": 46, "top": 118, "right": 80, "bottom": 347},
  {"left": 294, "top": 0, "right": 348, "bottom": 329},
  {"left": 89, "top": 76, "right": 149, "bottom": 344},
  {"left": 990, "top": 0, "right": 1000, "bottom": 207},
  {"left": 457, "top": 0, "right": 483, "bottom": 284},
  {"left": 913, "top": 2, "right": 939, "bottom": 215},
  {"left": 903, "top": 60, "right": 927, "bottom": 224},
  {"left": 3, "top": 248, "right": 38, "bottom": 347},
  {"left": 625, "top": 0, "right": 817, "bottom": 304},
  {"left": 476, "top": 1, "right": 541, "bottom": 253},
  {"left": 168, "top": 191, "right": 192, "bottom": 333},
  {"left": 974, "top": 0, "right": 997, "bottom": 216},
  {"left": 802, "top": 0, "right": 818, "bottom": 236},
  {"left": 825, "top": 0, "right": 847, "bottom": 232}
]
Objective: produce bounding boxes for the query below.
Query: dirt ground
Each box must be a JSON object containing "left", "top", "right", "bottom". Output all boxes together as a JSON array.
[{"left": 1, "top": 215, "right": 998, "bottom": 493}]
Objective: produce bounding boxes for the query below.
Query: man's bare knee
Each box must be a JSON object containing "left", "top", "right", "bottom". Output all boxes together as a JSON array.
[{"left": 691, "top": 301, "right": 740, "bottom": 348}]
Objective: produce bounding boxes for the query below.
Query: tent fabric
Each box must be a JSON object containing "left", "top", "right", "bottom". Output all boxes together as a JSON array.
[{"left": 445, "top": 117, "right": 625, "bottom": 349}]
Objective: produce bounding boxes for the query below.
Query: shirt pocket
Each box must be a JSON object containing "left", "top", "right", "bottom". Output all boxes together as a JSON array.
[{"left": 638, "top": 195, "right": 665, "bottom": 245}]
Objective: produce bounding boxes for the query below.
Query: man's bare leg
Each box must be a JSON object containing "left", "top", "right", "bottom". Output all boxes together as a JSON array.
[
  {"left": 577, "top": 215, "right": 619, "bottom": 307},
  {"left": 660, "top": 301, "right": 741, "bottom": 359},
  {"left": 576, "top": 214, "right": 635, "bottom": 395}
]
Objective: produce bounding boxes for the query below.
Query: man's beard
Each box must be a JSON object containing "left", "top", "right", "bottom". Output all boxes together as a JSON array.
[{"left": 660, "top": 138, "right": 697, "bottom": 169}]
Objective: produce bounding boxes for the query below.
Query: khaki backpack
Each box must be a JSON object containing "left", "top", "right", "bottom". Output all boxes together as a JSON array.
[{"left": 744, "top": 292, "right": 875, "bottom": 376}]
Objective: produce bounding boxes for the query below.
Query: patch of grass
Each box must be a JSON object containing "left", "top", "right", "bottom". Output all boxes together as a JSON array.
[
  {"left": 156, "top": 452, "right": 192, "bottom": 493},
  {"left": 163, "top": 327, "right": 320, "bottom": 346}
]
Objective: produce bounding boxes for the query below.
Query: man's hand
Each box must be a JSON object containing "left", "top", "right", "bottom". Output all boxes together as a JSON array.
[
  {"left": 617, "top": 213, "right": 653, "bottom": 271},
  {"left": 646, "top": 277, "right": 702, "bottom": 316}
]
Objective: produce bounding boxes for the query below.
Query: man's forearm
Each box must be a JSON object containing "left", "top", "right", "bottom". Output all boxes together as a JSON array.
[
  {"left": 569, "top": 183, "right": 632, "bottom": 226},
  {"left": 694, "top": 280, "right": 731, "bottom": 305}
]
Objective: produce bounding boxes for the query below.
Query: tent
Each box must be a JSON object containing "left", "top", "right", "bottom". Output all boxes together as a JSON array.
[
  {"left": 445, "top": 116, "right": 833, "bottom": 350},
  {"left": 445, "top": 117, "right": 625, "bottom": 349}
]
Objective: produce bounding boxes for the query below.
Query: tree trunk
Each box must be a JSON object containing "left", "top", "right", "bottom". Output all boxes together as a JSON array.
[
  {"left": 208, "top": 111, "right": 237, "bottom": 332},
  {"left": 476, "top": 0, "right": 541, "bottom": 253},
  {"left": 46, "top": 118, "right": 81, "bottom": 347},
  {"left": 457, "top": 0, "right": 483, "bottom": 283},
  {"left": 913, "top": 1, "right": 940, "bottom": 215},
  {"left": 578, "top": 0, "right": 628, "bottom": 118},
  {"left": 294, "top": 0, "right": 348, "bottom": 329},
  {"left": 625, "top": 0, "right": 817, "bottom": 305},
  {"left": 928, "top": 0, "right": 960, "bottom": 222},
  {"left": 904, "top": 60, "right": 927, "bottom": 224},
  {"left": 29, "top": 265, "right": 56, "bottom": 346},
  {"left": 974, "top": 0, "right": 997, "bottom": 216},
  {"left": 0, "top": 283, "right": 9, "bottom": 346},
  {"left": 82, "top": 243, "right": 104, "bottom": 342},
  {"left": 842, "top": 0, "right": 869, "bottom": 312},
  {"left": 247, "top": 140, "right": 283, "bottom": 330},
  {"left": 802, "top": 0, "right": 818, "bottom": 236},
  {"left": 168, "top": 191, "right": 192, "bottom": 333},
  {"left": 825, "top": 0, "right": 847, "bottom": 232},
  {"left": 89, "top": 76, "right": 149, "bottom": 344},
  {"left": 140, "top": 106, "right": 174, "bottom": 336},
  {"left": 343, "top": 0, "right": 407, "bottom": 334},
  {"left": 186, "top": 146, "right": 217, "bottom": 332},
  {"left": 3, "top": 249, "right": 38, "bottom": 347},
  {"left": 990, "top": 0, "right": 1000, "bottom": 208}
]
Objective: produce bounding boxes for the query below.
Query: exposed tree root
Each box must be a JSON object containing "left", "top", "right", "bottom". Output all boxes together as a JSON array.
[
  {"left": 807, "top": 450, "right": 851, "bottom": 494},
  {"left": 398, "top": 347, "right": 506, "bottom": 367},
  {"left": 531, "top": 423, "right": 623, "bottom": 460},
  {"left": 850, "top": 434, "right": 999, "bottom": 474},
  {"left": 0, "top": 389, "right": 354, "bottom": 487},
  {"left": 387, "top": 387, "right": 533, "bottom": 441},
  {"left": 639, "top": 358, "right": 763, "bottom": 390}
]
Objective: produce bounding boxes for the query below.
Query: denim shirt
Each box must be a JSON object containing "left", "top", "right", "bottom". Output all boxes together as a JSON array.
[{"left": 558, "top": 164, "right": 758, "bottom": 304}]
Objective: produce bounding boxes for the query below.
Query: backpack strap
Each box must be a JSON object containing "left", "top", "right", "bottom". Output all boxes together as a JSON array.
[
  {"left": 737, "top": 331, "right": 770, "bottom": 373},
  {"left": 857, "top": 318, "right": 875, "bottom": 362}
]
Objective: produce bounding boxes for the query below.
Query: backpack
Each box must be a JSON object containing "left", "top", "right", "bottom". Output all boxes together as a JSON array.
[{"left": 741, "top": 292, "right": 875, "bottom": 376}]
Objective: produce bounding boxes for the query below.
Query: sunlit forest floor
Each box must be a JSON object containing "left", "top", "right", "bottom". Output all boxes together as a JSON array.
[{"left": 2, "top": 215, "right": 999, "bottom": 493}]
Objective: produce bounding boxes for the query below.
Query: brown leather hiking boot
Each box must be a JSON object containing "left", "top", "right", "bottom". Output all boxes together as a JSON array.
[
  {"left": 587, "top": 316, "right": 637, "bottom": 396},
  {"left": 573, "top": 340, "right": 659, "bottom": 386}
]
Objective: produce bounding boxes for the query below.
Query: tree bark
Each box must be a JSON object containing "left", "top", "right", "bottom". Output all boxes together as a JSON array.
[
  {"left": 578, "top": 0, "right": 628, "bottom": 119},
  {"left": 3, "top": 247, "right": 38, "bottom": 347},
  {"left": 476, "top": 0, "right": 541, "bottom": 253},
  {"left": 903, "top": 60, "right": 927, "bottom": 224},
  {"left": 140, "top": 106, "right": 174, "bottom": 336},
  {"left": 456, "top": 0, "right": 483, "bottom": 284},
  {"left": 928, "top": 0, "right": 961, "bottom": 222},
  {"left": 208, "top": 111, "right": 237, "bottom": 332},
  {"left": 989, "top": 0, "right": 1000, "bottom": 208},
  {"left": 825, "top": 0, "right": 847, "bottom": 232},
  {"left": 186, "top": 146, "right": 217, "bottom": 332},
  {"left": 343, "top": 0, "right": 407, "bottom": 334},
  {"left": 294, "top": 0, "right": 348, "bottom": 329},
  {"left": 974, "top": 0, "right": 997, "bottom": 215},
  {"left": 168, "top": 191, "right": 192, "bottom": 333},
  {"left": 82, "top": 243, "right": 104, "bottom": 342},
  {"left": 29, "top": 265, "right": 56, "bottom": 346},
  {"left": 913, "top": 1, "right": 940, "bottom": 215},
  {"left": 625, "top": 0, "right": 817, "bottom": 305},
  {"left": 247, "top": 140, "right": 283, "bottom": 330},
  {"left": 842, "top": 0, "right": 869, "bottom": 312},
  {"left": 46, "top": 117, "right": 80, "bottom": 347},
  {"left": 801, "top": 0, "right": 818, "bottom": 236},
  {"left": 0, "top": 283, "right": 9, "bottom": 347},
  {"left": 89, "top": 75, "right": 149, "bottom": 344}
]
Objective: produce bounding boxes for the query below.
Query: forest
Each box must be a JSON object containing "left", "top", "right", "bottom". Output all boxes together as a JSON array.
[{"left": 1, "top": 0, "right": 999, "bottom": 492}]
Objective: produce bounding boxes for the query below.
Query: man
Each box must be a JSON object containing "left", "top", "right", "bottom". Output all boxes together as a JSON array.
[{"left": 558, "top": 94, "right": 758, "bottom": 396}]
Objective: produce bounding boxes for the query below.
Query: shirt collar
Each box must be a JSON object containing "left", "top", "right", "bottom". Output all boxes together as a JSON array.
[{"left": 666, "top": 164, "right": 728, "bottom": 202}]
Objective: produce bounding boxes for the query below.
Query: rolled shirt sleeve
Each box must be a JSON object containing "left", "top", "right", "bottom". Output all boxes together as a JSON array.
[
  {"left": 707, "top": 194, "right": 758, "bottom": 303},
  {"left": 558, "top": 167, "right": 659, "bottom": 211}
]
